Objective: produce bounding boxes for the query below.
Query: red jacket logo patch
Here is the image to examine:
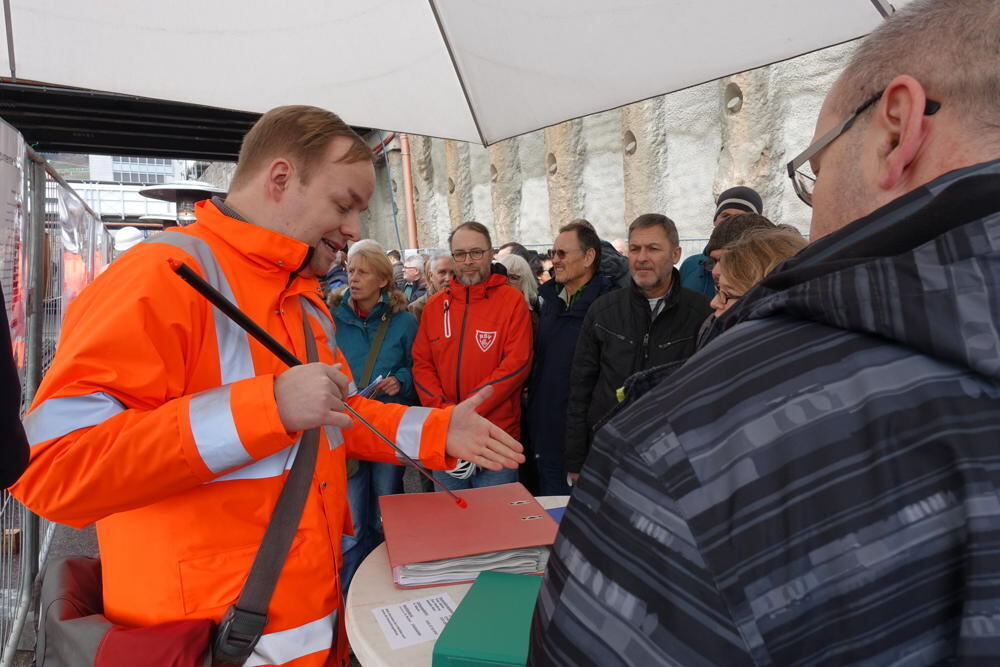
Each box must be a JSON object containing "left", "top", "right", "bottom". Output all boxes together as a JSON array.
[{"left": 475, "top": 330, "right": 497, "bottom": 352}]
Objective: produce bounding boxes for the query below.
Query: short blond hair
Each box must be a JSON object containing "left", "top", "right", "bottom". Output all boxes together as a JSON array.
[
  {"left": 230, "top": 105, "right": 372, "bottom": 191},
  {"left": 719, "top": 229, "right": 807, "bottom": 294}
]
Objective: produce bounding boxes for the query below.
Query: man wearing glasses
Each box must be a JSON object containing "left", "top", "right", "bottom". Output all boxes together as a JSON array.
[
  {"left": 413, "top": 221, "right": 533, "bottom": 490},
  {"left": 531, "top": 0, "right": 1000, "bottom": 664}
]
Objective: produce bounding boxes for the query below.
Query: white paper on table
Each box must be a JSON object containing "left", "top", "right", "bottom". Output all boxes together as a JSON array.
[{"left": 372, "top": 593, "right": 457, "bottom": 650}]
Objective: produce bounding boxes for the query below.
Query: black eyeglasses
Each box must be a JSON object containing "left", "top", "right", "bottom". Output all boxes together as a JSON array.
[
  {"left": 452, "top": 248, "right": 488, "bottom": 262},
  {"left": 714, "top": 284, "right": 742, "bottom": 306},
  {"left": 786, "top": 90, "right": 941, "bottom": 207}
]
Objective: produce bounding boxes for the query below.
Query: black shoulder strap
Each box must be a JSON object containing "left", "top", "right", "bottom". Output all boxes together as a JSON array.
[
  {"left": 359, "top": 311, "right": 392, "bottom": 388},
  {"left": 213, "top": 307, "right": 322, "bottom": 665}
]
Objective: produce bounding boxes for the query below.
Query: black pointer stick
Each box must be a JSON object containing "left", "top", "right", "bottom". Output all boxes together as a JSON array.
[{"left": 168, "top": 258, "right": 468, "bottom": 508}]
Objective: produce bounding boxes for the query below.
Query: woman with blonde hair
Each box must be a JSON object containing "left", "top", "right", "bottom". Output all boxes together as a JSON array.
[
  {"left": 711, "top": 228, "right": 808, "bottom": 317},
  {"left": 328, "top": 242, "right": 418, "bottom": 593},
  {"left": 499, "top": 253, "right": 540, "bottom": 330}
]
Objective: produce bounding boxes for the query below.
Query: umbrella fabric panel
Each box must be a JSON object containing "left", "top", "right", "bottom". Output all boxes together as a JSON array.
[
  {"left": 433, "top": 0, "right": 903, "bottom": 144},
  {"left": 2, "top": 0, "right": 910, "bottom": 144},
  {"left": 1, "top": 0, "right": 479, "bottom": 142}
]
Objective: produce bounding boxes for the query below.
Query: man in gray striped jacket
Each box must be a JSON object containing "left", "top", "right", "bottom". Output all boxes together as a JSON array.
[{"left": 530, "top": 0, "right": 1000, "bottom": 664}]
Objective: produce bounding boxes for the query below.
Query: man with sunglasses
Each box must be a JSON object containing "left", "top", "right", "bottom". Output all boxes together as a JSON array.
[
  {"left": 530, "top": 1, "right": 1000, "bottom": 664},
  {"left": 526, "top": 220, "right": 618, "bottom": 495}
]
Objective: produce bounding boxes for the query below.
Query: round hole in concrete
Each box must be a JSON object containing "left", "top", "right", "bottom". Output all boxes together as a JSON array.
[
  {"left": 490, "top": 164, "right": 498, "bottom": 183},
  {"left": 623, "top": 130, "right": 637, "bottom": 156},
  {"left": 448, "top": 177, "right": 455, "bottom": 194},
  {"left": 725, "top": 82, "right": 744, "bottom": 113},
  {"left": 546, "top": 153, "right": 558, "bottom": 176}
]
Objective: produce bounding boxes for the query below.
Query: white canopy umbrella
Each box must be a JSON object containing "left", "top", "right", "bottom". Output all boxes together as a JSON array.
[{"left": 1, "top": 0, "right": 903, "bottom": 145}]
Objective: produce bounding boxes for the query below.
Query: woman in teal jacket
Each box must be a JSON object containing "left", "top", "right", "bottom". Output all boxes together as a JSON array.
[{"left": 328, "top": 243, "right": 418, "bottom": 592}]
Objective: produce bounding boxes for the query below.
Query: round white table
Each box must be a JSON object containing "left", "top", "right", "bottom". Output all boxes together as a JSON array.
[{"left": 345, "top": 495, "right": 569, "bottom": 666}]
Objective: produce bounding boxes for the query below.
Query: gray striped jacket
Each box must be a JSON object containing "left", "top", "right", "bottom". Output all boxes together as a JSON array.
[{"left": 530, "top": 158, "right": 1000, "bottom": 666}]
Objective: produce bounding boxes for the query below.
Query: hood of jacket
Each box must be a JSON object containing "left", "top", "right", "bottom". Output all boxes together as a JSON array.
[
  {"left": 599, "top": 240, "right": 629, "bottom": 286},
  {"left": 719, "top": 158, "right": 1000, "bottom": 381},
  {"left": 443, "top": 270, "right": 509, "bottom": 303}
]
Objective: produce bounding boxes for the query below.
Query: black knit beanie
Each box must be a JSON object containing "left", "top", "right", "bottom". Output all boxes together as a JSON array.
[{"left": 714, "top": 186, "right": 763, "bottom": 220}]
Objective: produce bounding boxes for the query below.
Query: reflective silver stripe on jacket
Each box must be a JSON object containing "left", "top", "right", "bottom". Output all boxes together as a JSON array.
[
  {"left": 150, "top": 233, "right": 262, "bottom": 475},
  {"left": 23, "top": 392, "right": 126, "bottom": 446},
  {"left": 300, "top": 296, "right": 337, "bottom": 360},
  {"left": 146, "top": 234, "right": 255, "bottom": 384},
  {"left": 213, "top": 435, "right": 301, "bottom": 482},
  {"left": 395, "top": 406, "right": 431, "bottom": 462},
  {"left": 299, "top": 297, "right": 357, "bottom": 395},
  {"left": 300, "top": 296, "right": 349, "bottom": 449},
  {"left": 188, "top": 385, "right": 254, "bottom": 475},
  {"left": 244, "top": 610, "right": 338, "bottom": 667}
]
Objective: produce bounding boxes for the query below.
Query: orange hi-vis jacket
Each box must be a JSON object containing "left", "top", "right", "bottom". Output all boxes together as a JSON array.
[
  {"left": 412, "top": 273, "right": 532, "bottom": 438},
  {"left": 11, "top": 200, "right": 456, "bottom": 666}
]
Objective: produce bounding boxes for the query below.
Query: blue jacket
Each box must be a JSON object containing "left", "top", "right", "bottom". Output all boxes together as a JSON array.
[
  {"left": 525, "top": 275, "right": 618, "bottom": 460},
  {"left": 330, "top": 290, "right": 418, "bottom": 406},
  {"left": 678, "top": 252, "right": 715, "bottom": 297},
  {"left": 320, "top": 264, "right": 348, "bottom": 292}
]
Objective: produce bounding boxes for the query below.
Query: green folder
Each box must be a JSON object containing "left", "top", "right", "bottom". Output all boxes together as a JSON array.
[{"left": 432, "top": 571, "right": 543, "bottom": 666}]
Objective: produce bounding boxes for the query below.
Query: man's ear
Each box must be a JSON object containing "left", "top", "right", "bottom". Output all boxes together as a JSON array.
[
  {"left": 875, "top": 75, "right": 932, "bottom": 191},
  {"left": 671, "top": 245, "right": 682, "bottom": 265},
  {"left": 266, "top": 158, "right": 293, "bottom": 201}
]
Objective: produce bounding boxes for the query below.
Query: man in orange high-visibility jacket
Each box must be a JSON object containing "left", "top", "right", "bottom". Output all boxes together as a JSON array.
[{"left": 11, "top": 106, "right": 524, "bottom": 667}]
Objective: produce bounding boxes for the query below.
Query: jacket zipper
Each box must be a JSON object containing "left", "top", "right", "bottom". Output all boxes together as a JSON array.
[
  {"left": 455, "top": 288, "right": 470, "bottom": 401},
  {"left": 594, "top": 322, "right": 634, "bottom": 345},
  {"left": 657, "top": 336, "right": 693, "bottom": 350},
  {"left": 643, "top": 294, "right": 674, "bottom": 364}
]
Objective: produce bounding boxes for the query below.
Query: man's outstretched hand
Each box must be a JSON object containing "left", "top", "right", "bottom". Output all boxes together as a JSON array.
[{"left": 445, "top": 386, "right": 525, "bottom": 470}]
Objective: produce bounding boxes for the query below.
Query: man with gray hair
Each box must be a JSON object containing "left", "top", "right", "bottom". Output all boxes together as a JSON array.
[
  {"left": 408, "top": 251, "right": 455, "bottom": 325},
  {"left": 531, "top": 1, "right": 1000, "bottom": 664},
  {"left": 400, "top": 253, "right": 427, "bottom": 303}
]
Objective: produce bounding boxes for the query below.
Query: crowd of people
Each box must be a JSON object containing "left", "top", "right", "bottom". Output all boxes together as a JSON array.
[
  {"left": 321, "top": 187, "right": 810, "bottom": 589},
  {"left": 7, "top": 1, "right": 999, "bottom": 664}
]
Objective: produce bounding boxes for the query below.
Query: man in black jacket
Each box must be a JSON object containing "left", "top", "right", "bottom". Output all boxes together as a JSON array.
[{"left": 564, "top": 214, "right": 710, "bottom": 479}]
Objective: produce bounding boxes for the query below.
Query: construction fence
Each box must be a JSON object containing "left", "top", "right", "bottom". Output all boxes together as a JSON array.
[{"left": 0, "top": 118, "right": 111, "bottom": 665}]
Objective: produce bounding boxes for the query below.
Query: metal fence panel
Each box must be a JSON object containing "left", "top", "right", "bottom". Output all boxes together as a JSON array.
[
  {"left": 0, "top": 117, "right": 31, "bottom": 667},
  {"left": 0, "top": 118, "right": 107, "bottom": 666}
]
